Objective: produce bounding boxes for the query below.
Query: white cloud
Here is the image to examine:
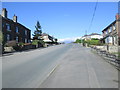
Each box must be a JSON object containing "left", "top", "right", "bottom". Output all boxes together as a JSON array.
[{"left": 58, "top": 37, "right": 81, "bottom": 43}]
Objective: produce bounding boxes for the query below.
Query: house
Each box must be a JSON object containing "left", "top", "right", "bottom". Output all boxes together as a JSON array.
[
  {"left": 81, "top": 35, "right": 89, "bottom": 40},
  {"left": 101, "top": 13, "right": 120, "bottom": 46},
  {"left": 41, "top": 33, "right": 57, "bottom": 45},
  {"left": 81, "top": 33, "right": 103, "bottom": 40},
  {"left": 1, "top": 8, "right": 31, "bottom": 45},
  {"left": 89, "top": 33, "right": 103, "bottom": 40}
]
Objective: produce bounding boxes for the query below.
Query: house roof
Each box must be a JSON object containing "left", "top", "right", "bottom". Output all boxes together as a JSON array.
[
  {"left": 102, "top": 20, "right": 116, "bottom": 32},
  {"left": 82, "top": 33, "right": 101, "bottom": 37},
  {"left": 42, "top": 33, "right": 49, "bottom": 36},
  {"left": 89, "top": 33, "right": 101, "bottom": 36},
  {"left": 1, "top": 15, "right": 31, "bottom": 31}
]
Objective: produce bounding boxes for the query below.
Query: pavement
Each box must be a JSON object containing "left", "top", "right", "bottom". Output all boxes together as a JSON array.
[
  {"left": 40, "top": 44, "right": 119, "bottom": 88},
  {"left": 2, "top": 44, "right": 119, "bottom": 88}
]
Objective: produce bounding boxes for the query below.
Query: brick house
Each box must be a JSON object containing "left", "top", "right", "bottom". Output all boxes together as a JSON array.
[
  {"left": 1, "top": 8, "right": 31, "bottom": 45},
  {"left": 101, "top": 13, "right": 120, "bottom": 46}
]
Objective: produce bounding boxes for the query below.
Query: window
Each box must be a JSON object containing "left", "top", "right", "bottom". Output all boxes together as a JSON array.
[
  {"left": 110, "top": 26, "right": 112, "bottom": 32},
  {"left": 109, "top": 37, "right": 112, "bottom": 43},
  {"left": 25, "top": 30, "right": 27, "bottom": 35},
  {"left": 28, "top": 39, "right": 31, "bottom": 43},
  {"left": 104, "top": 31, "right": 107, "bottom": 35},
  {"left": 43, "top": 36, "right": 48, "bottom": 39},
  {"left": 6, "top": 23, "right": 11, "bottom": 31},
  {"left": 16, "top": 36, "right": 19, "bottom": 42},
  {"left": 2, "top": 23, "right": 4, "bottom": 28},
  {"left": 25, "top": 38, "right": 27, "bottom": 43},
  {"left": 16, "top": 27, "right": 19, "bottom": 33},
  {"left": 7, "top": 34, "right": 10, "bottom": 41},
  {"left": 107, "top": 29, "right": 109, "bottom": 34},
  {"left": 113, "top": 24, "right": 116, "bottom": 30},
  {"left": 108, "top": 28, "right": 111, "bottom": 33},
  {"left": 107, "top": 37, "right": 109, "bottom": 43}
]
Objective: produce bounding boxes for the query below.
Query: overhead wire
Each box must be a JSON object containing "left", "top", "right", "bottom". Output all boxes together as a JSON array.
[{"left": 88, "top": 0, "right": 98, "bottom": 33}]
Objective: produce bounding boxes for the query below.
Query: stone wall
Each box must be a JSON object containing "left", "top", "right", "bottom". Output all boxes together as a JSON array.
[
  {"left": 96, "top": 45, "right": 119, "bottom": 53},
  {"left": 4, "top": 47, "right": 15, "bottom": 52},
  {"left": 95, "top": 46, "right": 107, "bottom": 51},
  {"left": 108, "top": 46, "right": 118, "bottom": 53}
]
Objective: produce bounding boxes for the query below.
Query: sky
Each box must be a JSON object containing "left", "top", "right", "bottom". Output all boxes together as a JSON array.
[{"left": 2, "top": 2, "right": 118, "bottom": 43}]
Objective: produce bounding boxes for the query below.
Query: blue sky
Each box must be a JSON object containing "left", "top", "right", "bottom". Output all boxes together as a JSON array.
[{"left": 2, "top": 2, "right": 118, "bottom": 42}]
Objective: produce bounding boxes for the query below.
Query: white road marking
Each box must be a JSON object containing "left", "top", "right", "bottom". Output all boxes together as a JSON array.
[{"left": 86, "top": 63, "right": 100, "bottom": 88}]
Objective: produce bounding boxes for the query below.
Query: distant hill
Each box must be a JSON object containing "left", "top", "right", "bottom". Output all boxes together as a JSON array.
[{"left": 58, "top": 37, "right": 81, "bottom": 44}]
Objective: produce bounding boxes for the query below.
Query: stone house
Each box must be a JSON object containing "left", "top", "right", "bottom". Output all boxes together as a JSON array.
[
  {"left": 1, "top": 8, "right": 31, "bottom": 45},
  {"left": 101, "top": 14, "right": 120, "bottom": 46}
]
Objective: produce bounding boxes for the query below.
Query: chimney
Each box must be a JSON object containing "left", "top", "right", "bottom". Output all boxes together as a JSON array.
[
  {"left": 116, "top": 13, "right": 120, "bottom": 20},
  {"left": 13, "top": 14, "right": 17, "bottom": 22},
  {"left": 2, "top": 8, "right": 7, "bottom": 18}
]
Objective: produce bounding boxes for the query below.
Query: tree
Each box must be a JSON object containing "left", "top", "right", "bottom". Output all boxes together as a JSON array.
[
  {"left": 55, "top": 38, "right": 58, "bottom": 42},
  {"left": 32, "top": 21, "right": 45, "bottom": 47},
  {"left": 74, "top": 39, "right": 82, "bottom": 43},
  {"left": 33, "top": 21, "right": 42, "bottom": 39}
]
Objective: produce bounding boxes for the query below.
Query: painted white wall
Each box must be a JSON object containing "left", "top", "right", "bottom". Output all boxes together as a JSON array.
[{"left": 90, "top": 35, "right": 103, "bottom": 39}]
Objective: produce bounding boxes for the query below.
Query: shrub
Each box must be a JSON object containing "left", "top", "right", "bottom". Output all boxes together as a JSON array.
[
  {"left": 32, "top": 40, "right": 39, "bottom": 45},
  {"left": 85, "top": 39, "right": 100, "bottom": 46},
  {"left": 32, "top": 40, "right": 45, "bottom": 46},
  {"left": 39, "top": 40, "right": 45, "bottom": 46},
  {"left": 18, "top": 42, "right": 24, "bottom": 46},
  {"left": 74, "top": 39, "right": 82, "bottom": 43},
  {"left": 13, "top": 45, "right": 21, "bottom": 51}
]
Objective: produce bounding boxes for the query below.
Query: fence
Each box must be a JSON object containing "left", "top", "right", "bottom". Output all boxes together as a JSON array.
[{"left": 91, "top": 46, "right": 120, "bottom": 70}]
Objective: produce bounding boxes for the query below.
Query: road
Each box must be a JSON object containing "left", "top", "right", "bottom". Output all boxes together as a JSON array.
[{"left": 2, "top": 44, "right": 118, "bottom": 88}]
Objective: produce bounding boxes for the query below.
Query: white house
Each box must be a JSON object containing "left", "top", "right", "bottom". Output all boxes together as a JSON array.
[
  {"left": 81, "top": 33, "right": 103, "bottom": 40},
  {"left": 41, "top": 33, "right": 53, "bottom": 42},
  {"left": 89, "top": 33, "right": 103, "bottom": 40}
]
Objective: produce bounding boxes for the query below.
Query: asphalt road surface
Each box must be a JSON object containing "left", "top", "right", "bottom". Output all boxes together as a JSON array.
[{"left": 2, "top": 44, "right": 119, "bottom": 88}]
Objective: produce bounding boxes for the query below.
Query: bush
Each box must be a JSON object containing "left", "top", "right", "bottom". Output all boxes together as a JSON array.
[
  {"left": 13, "top": 42, "right": 24, "bottom": 51},
  {"left": 13, "top": 43, "right": 24, "bottom": 51},
  {"left": 74, "top": 39, "right": 82, "bottom": 43},
  {"left": 32, "top": 40, "right": 45, "bottom": 47},
  {"left": 90, "top": 40, "right": 99, "bottom": 45},
  {"left": 39, "top": 40, "right": 45, "bottom": 45},
  {"left": 5, "top": 41, "right": 25, "bottom": 51},
  {"left": 82, "top": 39, "right": 102, "bottom": 46},
  {"left": 18, "top": 42, "right": 24, "bottom": 46},
  {"left": 13, "top": 45, "right": 21, "bottom": 51},
  {"left": 86, "top": 39, "right": 100, "bottom": 46},
  {"left": 32, "top": 40, "right": 39, "bottom": 45}
]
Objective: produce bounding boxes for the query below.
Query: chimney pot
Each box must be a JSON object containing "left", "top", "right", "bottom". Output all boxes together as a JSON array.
[
  {"left": 2, "top": 8, "right": 7, "bottom": 18},
  {"left": 116, "top": 13, "right": 120, "bottom": 20},
  {"left": 13, "top": 14, "right": 17, "bottom": 22}
]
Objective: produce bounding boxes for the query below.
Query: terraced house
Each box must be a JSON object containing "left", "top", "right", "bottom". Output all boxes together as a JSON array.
[
  {"left": 101, "top": 13, "right": 120, "bottom": 46},
  {"left": 1, "top": 8, "right": 31, "bottom": 45}
]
